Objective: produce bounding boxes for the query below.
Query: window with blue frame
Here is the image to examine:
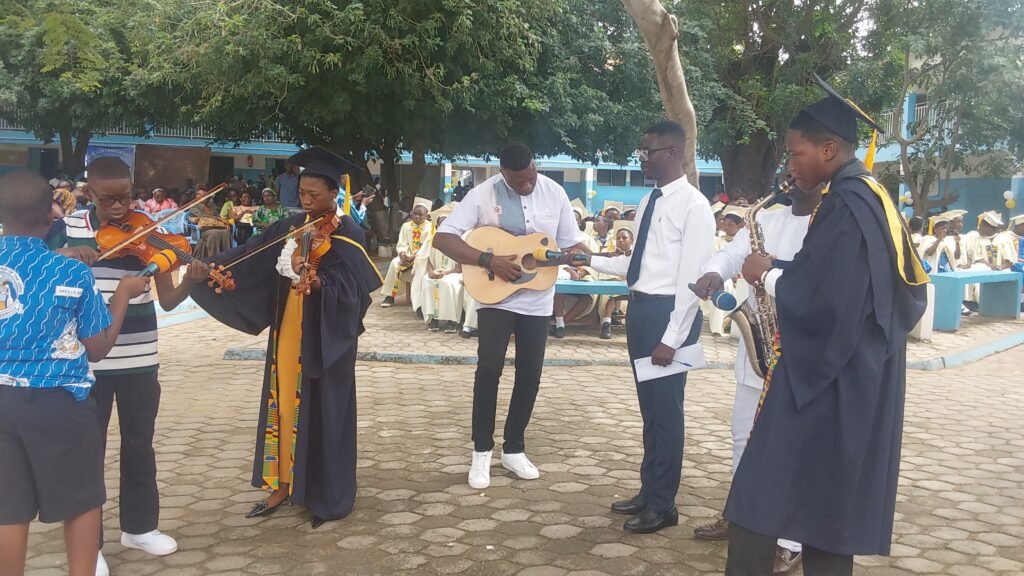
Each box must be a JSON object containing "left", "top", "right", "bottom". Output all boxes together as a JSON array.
[{"left": 598, "top": 169, "right": 626, "bottom": 186}]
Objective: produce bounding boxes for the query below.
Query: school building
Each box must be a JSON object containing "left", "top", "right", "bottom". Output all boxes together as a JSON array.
[{"left": 1, "top": 94, "right": 1021, "bottom": 223}]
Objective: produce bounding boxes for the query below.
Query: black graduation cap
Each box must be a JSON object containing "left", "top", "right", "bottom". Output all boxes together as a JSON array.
[
  {"left": 799, "top": 73, "right": 884, "bottom": 143},
  {"left": 287, "top": 146, "right": 362, "bottom": 188}
]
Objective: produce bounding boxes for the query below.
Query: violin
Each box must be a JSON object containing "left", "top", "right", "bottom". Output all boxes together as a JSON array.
[
  {"left": 293, "top": 212, "right": 341, "bottom": 296},
  {"left": 96, "top": 212, "right": 236, "bottom": 293}
]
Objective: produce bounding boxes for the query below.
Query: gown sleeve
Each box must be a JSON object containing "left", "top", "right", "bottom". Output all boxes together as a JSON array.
[
  {"left": 776, "top": 179, "right": 927, "bottom": 409},
  {"left": 774, "top": 191, "right": 874, "bottom": 409},
  {"left": 306, "top": 216, "right": 384, "bottom": 378},
  {"left": 191, "top": 213, "right": 306, "bottom": 335}
]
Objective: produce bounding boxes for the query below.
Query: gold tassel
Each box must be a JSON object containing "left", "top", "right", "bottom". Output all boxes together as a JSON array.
[
  {"left": 343, "top": 175, "right": 352, "bottom": 215},
  {"left": 864, "top": 130, "right": 878, "bottom": 172}
]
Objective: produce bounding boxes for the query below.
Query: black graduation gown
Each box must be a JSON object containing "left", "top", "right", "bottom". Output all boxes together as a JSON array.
[
  {"left": 192, "top": 212, "right": 383, "bottom": 520},
  {"left": 724, "top": 160, "right": 927, "bottom": 555}
]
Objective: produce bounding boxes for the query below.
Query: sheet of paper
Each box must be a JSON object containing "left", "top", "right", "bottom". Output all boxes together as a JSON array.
[{"left": 632, "top": 343, "right": 707, "bottom": 383}]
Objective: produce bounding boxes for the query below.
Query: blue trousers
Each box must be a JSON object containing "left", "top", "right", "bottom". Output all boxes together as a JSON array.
[{"left": 626, "top": 297, "right": 703, "bottom": 514}]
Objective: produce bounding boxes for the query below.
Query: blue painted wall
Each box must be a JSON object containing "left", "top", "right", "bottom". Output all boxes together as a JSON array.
[
  {"left": 593, "top": 185, "right": 650, "bottom": 208},
  {"left": 939, "top": 177, "right": 1012, "bottom": 231},
  {"left": 562, "top": 181, "right": 586, "bottom": 201}
]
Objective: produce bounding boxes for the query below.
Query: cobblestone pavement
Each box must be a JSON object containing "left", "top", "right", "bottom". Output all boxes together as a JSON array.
[
  {"left": 225, "top": 298, "right": 1024, "bottom": 367},
  {"left": 25, "top": 317, "right": 1024, "bottom": 576}
]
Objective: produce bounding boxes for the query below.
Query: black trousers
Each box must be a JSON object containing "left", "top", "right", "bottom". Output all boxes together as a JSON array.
[
  {"left": 625, "top": 297, "right": 702, "bottom": 514},
  {"left": 727, "top": 523, "right": 853, "bottom": 576},
  {"left": 472, "top": 308, "right": 549, "bottom": 453},
  {"left": 92, "top": 371, "right": 161, "bottom": 536}
]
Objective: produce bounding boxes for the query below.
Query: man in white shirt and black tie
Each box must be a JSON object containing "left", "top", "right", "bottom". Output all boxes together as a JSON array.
[{"left": 577, "top": 120, "right": 715, "bottom": 533}]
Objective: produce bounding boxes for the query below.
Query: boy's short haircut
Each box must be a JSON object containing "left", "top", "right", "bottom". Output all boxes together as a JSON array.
[{"left": 0, "top": 171, "right": 52, "bottom": 223}]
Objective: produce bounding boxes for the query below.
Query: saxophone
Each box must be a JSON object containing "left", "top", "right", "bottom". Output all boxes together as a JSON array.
[{"left": 728, "top": 179, "right": 792, "bottom": 378}]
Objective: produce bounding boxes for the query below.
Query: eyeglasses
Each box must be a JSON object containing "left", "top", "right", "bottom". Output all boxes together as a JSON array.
[
  {"left": 637, "top": 147, "right": 676, "bottom": 161},
  {"left": 96, "top": 195, "right": 132, "bottom": 208}
]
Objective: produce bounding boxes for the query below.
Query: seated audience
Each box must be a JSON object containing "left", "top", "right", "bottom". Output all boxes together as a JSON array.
[
  {"left": 190, "top": 191, "right": 232, "bottom": 258},
  {"left": 143, "top": 188, "right": 178, "bottom": 214},
  {"left": 380, "top": 199, "right": 433, "bottom": 308},
  {"left": 254, "top": 189, "right": 289, "bottom": 232}
]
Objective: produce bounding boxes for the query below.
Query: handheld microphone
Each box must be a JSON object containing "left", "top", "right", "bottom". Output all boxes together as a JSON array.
[
  {"left": 533, "top": 249, "right": 588, "bottom": 264},
  {"left": 133, "top": 250, "right": 176, "bottom": 278},
  {"left": 135, "top": 262, "right": 162, "bottom": 278},
  {"left": 688, "top": 283, "right": 737, "bottom": 311}
]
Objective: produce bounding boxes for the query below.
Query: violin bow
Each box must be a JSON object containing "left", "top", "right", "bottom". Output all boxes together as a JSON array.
[
  {"left": 97, "top": 184, "right": 228, "bottom": 261},
  {"left": 217, "top": 215, "right": 326, "bottom": 272}
]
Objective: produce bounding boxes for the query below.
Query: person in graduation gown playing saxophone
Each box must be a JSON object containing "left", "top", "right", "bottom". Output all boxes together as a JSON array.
[
  {"left": 724, "top": 76, "right": 928, "bottom": 575},
  {"left": 191, "top": 147, "right": 383, "bottom": 529}
]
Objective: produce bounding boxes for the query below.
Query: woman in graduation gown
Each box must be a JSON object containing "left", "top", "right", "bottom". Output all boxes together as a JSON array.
[{"left": 191, "top": 147, "right": 382, "bottom": 528}]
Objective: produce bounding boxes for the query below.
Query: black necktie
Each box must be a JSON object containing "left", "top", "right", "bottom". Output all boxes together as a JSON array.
[{"left": 627, "top": 188, "right": 662, "bottom": 286}]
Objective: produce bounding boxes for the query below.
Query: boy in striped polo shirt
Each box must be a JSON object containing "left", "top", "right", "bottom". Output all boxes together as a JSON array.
[
  {"left": 0, "top": 171, "right": 150, "bottom": 576},
  {"left": 49, "top": 158, "right": 210, "bottom": 570}
]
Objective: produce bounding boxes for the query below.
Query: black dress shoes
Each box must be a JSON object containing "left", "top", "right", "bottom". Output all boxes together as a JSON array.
[
  {"left": 310, "top": 515, "right": 329, "bottom": 529},
  {"left": 610, "top": 495, "right": 647, "bottom": 515},
  {"left": 624, "top": 507, "right": 678, "bottom": 534},
  {"left": 245, "top": 499, "right": 284, "bottom": 519}
]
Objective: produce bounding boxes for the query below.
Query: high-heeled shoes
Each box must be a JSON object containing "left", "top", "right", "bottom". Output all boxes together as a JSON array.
[{"left": 245, "top": 498, "right": 287, "bottom": 519}]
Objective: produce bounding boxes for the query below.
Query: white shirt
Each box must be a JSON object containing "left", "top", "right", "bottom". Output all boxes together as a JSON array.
[
  {"left": 589, "top": 175, "right": 715, "bottom": 348},
  {"left": 438, "top": 173, "right": 582, "bottom": 316},
  {"left": 702, "top": 206, "right": 812, "bottom": 388},
  {"left": 919, "top": 235, "right": 957, "bottom": 272}
]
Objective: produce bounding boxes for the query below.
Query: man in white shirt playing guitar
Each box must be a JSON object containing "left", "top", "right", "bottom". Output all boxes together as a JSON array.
[{"left": 433, "top": 144, "right": 588, "bottom": 490}]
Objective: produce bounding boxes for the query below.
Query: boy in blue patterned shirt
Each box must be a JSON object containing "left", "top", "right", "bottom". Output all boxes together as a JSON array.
[{"left": 0, "top": 172, "right": 150, "bottom": 576}]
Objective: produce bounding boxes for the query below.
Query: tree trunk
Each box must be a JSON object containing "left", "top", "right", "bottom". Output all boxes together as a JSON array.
[
  {"left": 406, "top": 147, "right": 428, "bottom": 201},
  {"left": 73, "top": 131, "right": 90, "bottom": 179},
  {"left": 58, "top": 128, "right": 90, "bottom": 178},
  {"left": 621, "top": 0, "right": 700, "bottom": 189},
  {"left": 719, "top": 130, "right": 778, "bottom": 201},
  {"left": 379, "top": 136, "right": 401, "bottom": 209}
]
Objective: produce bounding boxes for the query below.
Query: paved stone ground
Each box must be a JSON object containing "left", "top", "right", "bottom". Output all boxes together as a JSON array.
[
  {"left": 24, "top": 317, "right": 1024, "bottom": 576},
  {"left": 226, "top": 298, "right": 1024, "bottom": 367}
]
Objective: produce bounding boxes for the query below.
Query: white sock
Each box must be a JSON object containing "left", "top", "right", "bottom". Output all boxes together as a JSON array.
[
  {"left": 555, "top": 317, "right": 565, "bottom": 328},
  {"left": 602, "top": 317, "right": 611, "bottom": 325}
]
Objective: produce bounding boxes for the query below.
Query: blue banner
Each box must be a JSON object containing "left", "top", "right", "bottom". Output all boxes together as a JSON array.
[{"left": 85, "top": 145, "right": 135, "bottom": 179}]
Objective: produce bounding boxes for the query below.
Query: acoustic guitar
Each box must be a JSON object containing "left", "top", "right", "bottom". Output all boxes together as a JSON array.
[{"left": 462, "top": 227, "right": 568, "bottom": 304}]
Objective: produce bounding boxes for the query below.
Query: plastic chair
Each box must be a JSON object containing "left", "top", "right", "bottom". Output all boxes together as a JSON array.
[
  {"left": 182, "top": 210, "right": 201, "bottom": 248},
  {"left": 156, "top": 209, "right": 187, "bottom": 235}
]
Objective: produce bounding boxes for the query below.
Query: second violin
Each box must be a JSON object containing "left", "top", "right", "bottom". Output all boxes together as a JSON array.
[{"left": 96, "top": 212, "right": 236, "bottom": 293}]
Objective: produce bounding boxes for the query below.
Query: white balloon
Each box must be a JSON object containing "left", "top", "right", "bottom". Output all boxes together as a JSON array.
[
  {"left": 1004, "top": 190, "right": 1014, "bottom": 200},
  {"left": 905, "top": 198, "right": 914, "bottom": 205}
]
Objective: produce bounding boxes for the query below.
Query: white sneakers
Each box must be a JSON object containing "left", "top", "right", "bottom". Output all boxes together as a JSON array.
[
  {"left": 468, "top": 450, "right": 540, "bottom": 488},
  {"left": 469, "top": 450, "right": 492, "bottom": 489},
  {"left": 95, "top": 551, "right": 109, "bottom": 576},
  {"left": 93, "top": 531, "right": 177, "bottom": 574},
  {"left": 120, "top": 530, "right": 178, "bottom": 556},
  {"left": 501, "top": 452, "right": 540, "bottom": 480}
]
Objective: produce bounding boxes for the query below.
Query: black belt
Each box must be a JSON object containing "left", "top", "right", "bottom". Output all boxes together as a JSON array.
[{"left": 629, "top": 290, "right": 673, "bottom": 302}]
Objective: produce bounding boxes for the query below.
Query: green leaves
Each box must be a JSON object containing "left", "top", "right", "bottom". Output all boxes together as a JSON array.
[{"left": 0, "top": 0, "right": 155, "bottom": 174}]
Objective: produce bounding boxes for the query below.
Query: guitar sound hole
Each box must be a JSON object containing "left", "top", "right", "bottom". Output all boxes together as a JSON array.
[{"left": 521, "top": 254, "right": 537, "bottom": 270}]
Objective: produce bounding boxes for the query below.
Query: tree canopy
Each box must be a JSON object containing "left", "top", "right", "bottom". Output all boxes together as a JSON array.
[
  {"left": 1, "top": 0, "right": 1021, "bottom": 211},
  {"left": 868, "top": 0, "right": 1024, "bottom": 215},
  {"left": 143, "top": 0, "right": 665, "bottom": 203},
  {"left": 666, "top": 0, "right": 892, "bottom": 199},
  {"left": 0, "top": 0, "right": 159, "bottom": 176}
]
